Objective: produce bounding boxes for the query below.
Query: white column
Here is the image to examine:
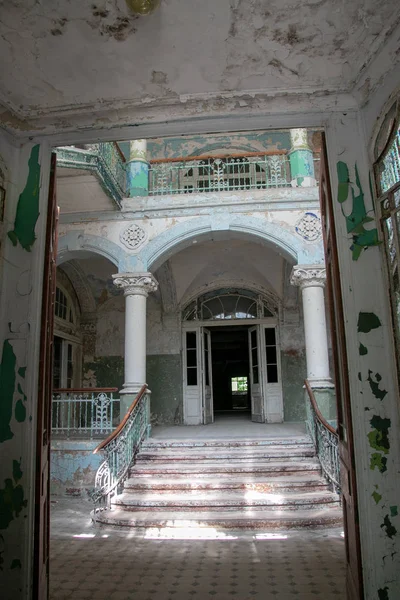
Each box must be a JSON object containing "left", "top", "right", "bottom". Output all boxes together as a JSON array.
[
  {"left": 290, "top": 265, "right": 332, "bottom": 387},
  {"left": 113, "top": 272, "right": 158, "bottom": 397}
]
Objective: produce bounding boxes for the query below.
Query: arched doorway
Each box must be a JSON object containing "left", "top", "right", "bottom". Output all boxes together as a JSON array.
[{"left": 181, "top": 288, "right": 283, "bottom": 425}]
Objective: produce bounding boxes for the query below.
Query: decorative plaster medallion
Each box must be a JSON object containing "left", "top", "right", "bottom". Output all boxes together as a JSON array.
[
  {"left": 290, "top": 265, "right": 326, "bottom": 289},
  {"left": 295, "top": 212, "right": 321, "bottom": 242},
  {"left": 120, "top": 224, "right": 147, "bottom": 250}
]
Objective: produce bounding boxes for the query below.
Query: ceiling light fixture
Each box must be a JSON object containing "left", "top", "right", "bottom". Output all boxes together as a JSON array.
[{"left": 126, "top": 0, "right": 161, "bottom": 15}]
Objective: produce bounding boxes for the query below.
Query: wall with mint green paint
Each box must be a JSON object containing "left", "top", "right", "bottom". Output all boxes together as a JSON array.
[
  {"left": 147, "top": 354, "right": 183, "bottom": 425},
  {"left": 281, "top": 351, "right": 307, "bottom": 422}
]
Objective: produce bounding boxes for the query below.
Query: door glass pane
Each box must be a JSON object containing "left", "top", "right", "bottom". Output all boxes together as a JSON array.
[
  {"left": 251, "top": 329, "right": 257, "bottom": 347},
  {"left": 66, "top": 343, "right": 73, "bottom": 388},
  {"left": 251, "top": 348, "right": 258, "bottom": 367},
  {"left": 187, "top": 369, "right": 197, "bottom": 386},
  {"left": 266, "top": 347, "right": 277, "bottom": 363},
  {"left": 186, "top": 331, "right": 197, "bottom": 386},
  {"left": 265, "top": 328, "right": 276, "bottom": 345},
  {"left": 267, "top": 365, "right": 278, "bottom": 383},
  {"left": 253, "top": 367, "right": 259, "bottom": 385},
  {"left": 53, "top": 336, "right": 62, "bottom": 388},
  {"left": 204, "top": 332, "right": 210, "bottom": 386},
  {"left": 187, "top": 349, "right": 197, "bottom": 367}
]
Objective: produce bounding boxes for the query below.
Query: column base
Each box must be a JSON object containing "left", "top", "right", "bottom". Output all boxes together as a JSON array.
[
  {"left": 307, "top": 377, "right": 335, "bottom": 389},
  {"left": 119, "top": 383, "right": 147, "bottom": 418}
]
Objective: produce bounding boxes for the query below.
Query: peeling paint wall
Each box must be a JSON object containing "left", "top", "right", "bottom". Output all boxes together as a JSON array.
[
  {"left": 0, "top": 135, "right": 51, "bottom": 599},
  {"left": 326, "top": 111, "right": 400, "bottom": 599},
  {"left": 50, "top": 440, "right": 102, "bottom": 496}
]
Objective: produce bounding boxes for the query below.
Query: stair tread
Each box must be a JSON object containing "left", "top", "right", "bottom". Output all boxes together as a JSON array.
[
  {"left": 94, "top": 506, "right": 343, "bottom": 528},
  {"left": 142, "top": 437, "right": 311, "bottom": 447},
  {"left": 125, "top": 474, "right": 328, "bottom": 486},
  {"left": 114, "top": 489, "right": 339, "bottom": 505}
]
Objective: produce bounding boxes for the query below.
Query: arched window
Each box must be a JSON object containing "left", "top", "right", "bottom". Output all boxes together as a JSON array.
[
  {"left": 182, "top": 289, "right": 276, "bottom": 321},
  {"left": 374, "top": 98, "right": 400, "bottom": 376},
  {"left": 55, "top": 286, "right": 75, "bottom": 323}
]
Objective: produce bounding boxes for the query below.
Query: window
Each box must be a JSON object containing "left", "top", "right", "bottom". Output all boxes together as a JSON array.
[
  {"left": 183, "top": 289, "right": 276, "bottom": 321},
  {"left": 55, "top": 286, "right": 74, "bottom": 323},
  {"left": 375, "top": 99, "right": 400, "bottom": 378},
  {"left": 265, "top": 327, "right": 278, "bottom": 383},
  {"left": 231, "top": 376, "right": 248, "bottom": 392},
  {"left": 186, "top": 331, "right": 198, "bottom": 386}
]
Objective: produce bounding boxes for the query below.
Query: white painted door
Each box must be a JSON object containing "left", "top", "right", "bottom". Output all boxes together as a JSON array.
[
  {"left": 183, "top": 329, "right": 202, "bottom": 424},
  {"left": 262, "top": 326, "right": 283, "bottom": 422},
  {"left": 202, "top": 328, "right": 214, "bottom": 424},
  {"left": 248, "top": 326, "right": 264, "bottom": 422}
]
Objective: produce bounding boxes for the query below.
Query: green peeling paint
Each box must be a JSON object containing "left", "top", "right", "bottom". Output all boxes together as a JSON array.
[
  {"left": 367, "top": 371, "right": 388, "bottom": 401},
  {"left": 357, "top": 312, "right": 382, "bottom": 333},
  {"left": 372, "top": 490, "right": 382, "bottom": 505},
  {"left": 0, "top": 340, "right": 17, "bottom": 443},
  {"left": 359, "top": 342, "right": 368, "bottom": 355},
  {"left": 368, "top": 416, "right": 391, "bottom": 453},
  {"left": 370, "top": 452, "right": 387, "bottom": 473},
  {"left": 10, "top": 558, "right": 21, "bottom": 570},
  {"left": 0, "top": 460, "right": 27, "bottom": 530},
  {"left": 8, "top": 144, "right": 41, "bottom": 251},
  {"left": 14, "top": 400, "right": 26, "bottom": 422},
  {"left": 18, "top": 367, "right": 26, "bottom": 378},
  {"left": 390, "top": 506, "right": 398, "bottom": 517},
  {"left": 378, "top": 588, "right": 389, "bottom": 600},
  {"left": 336, "top": 161, "right": 380, "bottom": 260},
  {"left": 381, "top": 515, "right": 397, "bottom": 539}
]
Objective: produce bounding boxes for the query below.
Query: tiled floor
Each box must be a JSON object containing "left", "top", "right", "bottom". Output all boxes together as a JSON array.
[
  {"left": 50, "top": 497, "right": 346, "bottom": 599},
  {"left": 152, "top": 415, "right": 307, "bottom": 440}
]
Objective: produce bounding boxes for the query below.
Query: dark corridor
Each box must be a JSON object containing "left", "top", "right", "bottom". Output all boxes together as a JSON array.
[{"left": 211, "top": 326, "right": 251, "bottom": 414}]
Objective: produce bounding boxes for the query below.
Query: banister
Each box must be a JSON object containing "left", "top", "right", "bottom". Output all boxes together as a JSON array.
[
  {"left": 94, "top": 384, "right": 148, "bottom": 454},
  {"left": 53, "top": 387, "right": 118, "bottom": 393},
  {"left": 304, "top": 379, "right": 337, "bottom": 436},
  {"left": 150, "top": 149, "right": 288, "bottom": 165}
]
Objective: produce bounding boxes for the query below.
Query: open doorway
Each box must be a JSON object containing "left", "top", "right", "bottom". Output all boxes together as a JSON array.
[{"left": 211, "top": 325, "right": 251, "bottom": 417}]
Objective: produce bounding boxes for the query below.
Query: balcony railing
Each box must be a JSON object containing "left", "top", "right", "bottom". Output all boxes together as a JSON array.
[
  {"left": 52, "top": 388, "right": 120, "bottom": 438},
  {"left": 148, "top": 153, "right": 292, "bottom": 196},
  {"left": 56, "top": 143, "right": 126, "bottom": 206}
]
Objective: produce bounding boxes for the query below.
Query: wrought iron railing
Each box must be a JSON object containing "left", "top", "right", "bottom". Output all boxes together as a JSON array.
[
  {"left": 56, "top": 142, "right": 126, "bottom": 206},
  {"left": 51, "top": 388, "right": 120, "bottom": 438},
  {"left": 91, "top": 384, "right": 150, "bottom": 506},
  {"left": 304, "top": 380, "right": 340, "bottom": 494},
  {"left": 148, "top": 152, "right": 292, "bottom": 195}
]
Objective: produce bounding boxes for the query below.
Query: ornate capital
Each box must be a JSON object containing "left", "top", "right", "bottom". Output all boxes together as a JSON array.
[
  {"left": 290, "top": 265, "right": 326, "bottom": 289},
  {"left": 290, "top": 128, "right": 310, "bottom": 151},
  {"left": 112, "top": 272, "right": 158, "bottom": 297}
]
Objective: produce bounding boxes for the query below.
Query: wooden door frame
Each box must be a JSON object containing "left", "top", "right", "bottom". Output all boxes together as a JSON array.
[{"left": 320, "top": 134, "right": 364, "bottom": 599}]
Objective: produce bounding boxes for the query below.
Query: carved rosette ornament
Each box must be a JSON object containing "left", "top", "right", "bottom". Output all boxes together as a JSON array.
[
  {"left": 295, "top": 212, "right": 322, "bottom": 242},
  {"left": 290, "top": 265, "right": 326, "bottom": 289},
  {"left": 112, "top": 273, "right": 158, "bottom": 297},
  {"left": 120, "top": 224, "right": 147, "bottom": 250}
]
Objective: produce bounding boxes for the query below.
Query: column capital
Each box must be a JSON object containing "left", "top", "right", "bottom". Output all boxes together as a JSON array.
[
  {"left": 112, "top": 272, "right": 158, "bottom": 296},
  {"left": 290, "top": 265, "right": 326, "bottom": 289},
  {"left": 289, "top": 128, "right": 310, "bottom": 151}
]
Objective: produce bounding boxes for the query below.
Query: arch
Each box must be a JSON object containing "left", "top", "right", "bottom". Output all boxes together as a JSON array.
[
  {"left": 58, "top": 260, "right": 97, "bottom": 314},
  {"left": 57, "top": 231, "right": 126, "bottom": 270},
  {"left": 136, "top": 214, "right": 324, "bottom": 272}
]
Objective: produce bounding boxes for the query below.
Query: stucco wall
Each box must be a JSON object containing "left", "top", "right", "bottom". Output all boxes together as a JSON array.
[{"left": 50, "top": 440, "right": 102, "bottom": 496}]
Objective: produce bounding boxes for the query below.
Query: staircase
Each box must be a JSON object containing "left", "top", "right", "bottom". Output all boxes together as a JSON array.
[{"left": 94, "top": 436, "right": 342, "bottom": 529}]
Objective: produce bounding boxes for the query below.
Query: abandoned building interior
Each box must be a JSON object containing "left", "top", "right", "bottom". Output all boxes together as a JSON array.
[{"left": 1, "top": 1, "right": 400, "bottom": 599}]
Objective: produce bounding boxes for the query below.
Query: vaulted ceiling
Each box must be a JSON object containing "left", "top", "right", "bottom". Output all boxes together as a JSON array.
[{"left": 1, "top": 0, "right": 399, "bottom": 136}]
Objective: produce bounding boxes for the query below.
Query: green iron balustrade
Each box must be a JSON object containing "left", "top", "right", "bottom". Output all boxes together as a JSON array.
[
  {"left": 51, "top": 388, "right": 120, "bottom": 438},
  {"left": 148, "top": 154, "right": 294, "bottom": 196},
  {"left": 56, "top": 142, "right": 126, "bottom": 206}
]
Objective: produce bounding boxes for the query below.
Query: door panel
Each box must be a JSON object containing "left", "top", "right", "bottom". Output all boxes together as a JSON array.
[
  {"left": 320, "top": 135, "right": 363, "bottom": 599},
  {"left": 34, "top": 153, "right": 59, "bottom": 600},
  {"left": 183, "top": 329, "right": 202, "bottom": 424},
  {"left": 248, "top": 326, "right": 263, "bottom": 422},
  {"left": 262, "top": 326, "right": 284, "bottom": 423},
  {"left": 202, "top": 328, "right": 213, "bottom": 424}
]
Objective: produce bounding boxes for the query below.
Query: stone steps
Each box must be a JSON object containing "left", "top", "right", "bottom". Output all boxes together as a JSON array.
[
  {"left": 96, "top": 435, "right": 342, "bottom": 530},
  {"left": 113, "top": 490, "right": 339, "bottom": 511},
  {"left": 124, "top": 474, "right": 330, "bottom": 493}
]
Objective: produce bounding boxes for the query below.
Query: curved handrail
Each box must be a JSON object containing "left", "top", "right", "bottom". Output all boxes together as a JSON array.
[
  {"left": 94, "top": 384, "right": 148, "bottom": 454},
  {"left": 304, "top": 379, "right": 337, "bottom": 436}
]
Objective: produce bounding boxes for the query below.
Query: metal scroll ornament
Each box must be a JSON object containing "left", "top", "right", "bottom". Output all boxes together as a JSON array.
[{"left": 126, "top": 0, "right": 161, "bottom": 15}]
